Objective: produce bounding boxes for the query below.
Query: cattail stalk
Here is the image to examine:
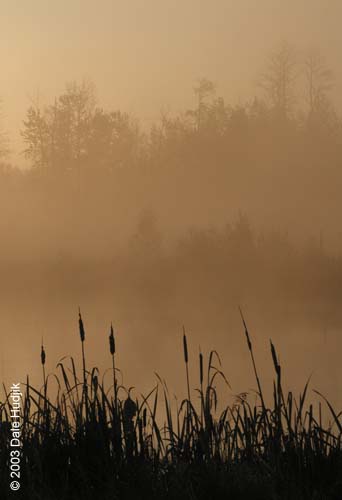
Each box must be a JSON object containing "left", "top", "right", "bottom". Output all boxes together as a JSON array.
[
  {"left": 183, "top": 326, "right": 191, "bottom": 404},
  {"left": 199, "top": 347, "right": 204, "bottom": 425},
  {"left": 109, "top": 323, "right": 117, "bottom": 410},
  {"left": 40, "top": 339, "right": 47, "bottom": 427},
  {"left": 183, "top": 324, "right": 192, "bottom": 448},
  {"left": 41, "top": 338, "right": 46, "bottom": 388},
  {"left": 79, "top": 308, "right": 88, "bottom": 418}
]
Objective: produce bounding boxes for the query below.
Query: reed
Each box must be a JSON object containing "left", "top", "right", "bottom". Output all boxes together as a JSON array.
[{"left": 0, "top": 312, "right": 341, "bottom": 499}]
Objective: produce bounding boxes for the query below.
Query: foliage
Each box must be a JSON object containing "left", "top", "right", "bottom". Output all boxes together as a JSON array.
[{"left": 21, "top": 81, "right": 141, "bottom": 170}]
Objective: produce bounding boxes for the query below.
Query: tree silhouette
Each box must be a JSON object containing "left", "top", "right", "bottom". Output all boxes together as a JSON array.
[
  {"left": 303, "top": 48, "right": 337, "bottom": 136},
  {"left": 304, "top": 48, "right": 334, "bottom": 115},
  {"left": 0, "top": 99, "right": 9, "bottom": 160},
  {"left": 260, "top": 41, "right": 298, "bottom": 118},
  {"left": 193, "top": 78, "right": 216, "bottom": 131},
  {"left": 21, "top": 81, "right": 141, "bottom": 171}
]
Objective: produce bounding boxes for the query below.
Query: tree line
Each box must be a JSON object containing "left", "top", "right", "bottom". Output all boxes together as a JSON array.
[{"left": 0, "top": 41, "right": 340, "bottom": 174}]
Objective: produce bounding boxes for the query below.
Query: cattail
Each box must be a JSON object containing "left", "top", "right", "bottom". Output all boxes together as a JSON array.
[
  {"left": 78, "top": 309, "right": 88, "bottom": 418},
  {"left": 270, "top": 340, "right": 280, "bottom": 376},
  {"left": 199, "top": 350, "right": 203, "bottom": 386},
  {"left": 109, "top": 324, "right": 115, "bottom": 355},
  {"left": 183, "top": 327, "right": 188, "bottom": 364},
  {"left": 110, "top": 323, "right": 118, "bottom": 410},
  {"left": 79, "top": 308, "right": 85, "bottom": 342},
  {"left": 41, "top": 341, "right": 46, "bottom": 366},
  {"left": 41, "top": 338, "right": 46, "bottom": 389},
  {"left": 182, "top": 326, "right": 191, "bottom": 404}
]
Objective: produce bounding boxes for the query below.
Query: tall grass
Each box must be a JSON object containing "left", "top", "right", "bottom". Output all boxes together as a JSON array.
[{"left": 0, "top": 313, "right": 342, "bottom": 499}]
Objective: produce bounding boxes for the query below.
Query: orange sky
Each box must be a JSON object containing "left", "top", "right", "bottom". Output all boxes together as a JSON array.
[{"left": 1, "top": 0, "right": 342, "bottom": 165}]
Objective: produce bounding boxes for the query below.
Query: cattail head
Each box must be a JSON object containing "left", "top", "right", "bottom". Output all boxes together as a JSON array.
[
  {"left": 78, "top": 308, "right": 85, "bottom": 342},
  {"left": 109, "top": 323, "right": 115, "bottom": 355},
  {"left": 199, "top": 349, "right": 203, "bottom": 385},
  {"left": 41, "top": 340, "right": 46, "bottom": 366},
  {"left": 183, "top": 326, "right": 188, "bottom": 364},
  {"left": 270, "top": 340, "right": 280, "bottom": 376}
]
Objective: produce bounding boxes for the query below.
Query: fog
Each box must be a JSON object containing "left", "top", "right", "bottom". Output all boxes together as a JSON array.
[
  {"left": 1, "top": 1, "right": 342, "bottom": 409},
  {"left": 2, "top": 0, "right": 342, "bottom": 165}
]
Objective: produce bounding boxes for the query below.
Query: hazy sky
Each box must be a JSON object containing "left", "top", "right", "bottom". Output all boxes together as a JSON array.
[{"left": 1, "top": 0, "right": 342, "bottom": 165}]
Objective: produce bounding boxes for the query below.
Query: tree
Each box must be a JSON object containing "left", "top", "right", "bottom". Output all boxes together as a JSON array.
[
  {"left": 303, "top": 47, "right": 335, "bottom": 132},
  {"left": 22, "top": 81, "right": 95, "bottom": 169},
  {"left": 260, "top": 41, "right": 298, "bottom": 118},
  {"left": 0, "top": 100, "right": 9, "bottom": 160},
  {"left": 21, "top": 97, "right": 49, "bottom": 168},
  {"left": 193, "top": 78, "right": 216, "bottom": 131},
  {"left": 130, "top": 209, "right": 163, "bottom": 260},
  {"left": 301, "top": 48, "right": 341, "bottom": 144},
  {"left": 87, "top": 109, "right": 141, "bottom": 169},
  {"left": 22, "top": 81, "right": 141, "bottom": 171},
  {"left": 304, "top": 48, "right": 334, "bottom": 114},
  {"left": 53, "top": 80, "right": 96, "bottom": 168}
]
